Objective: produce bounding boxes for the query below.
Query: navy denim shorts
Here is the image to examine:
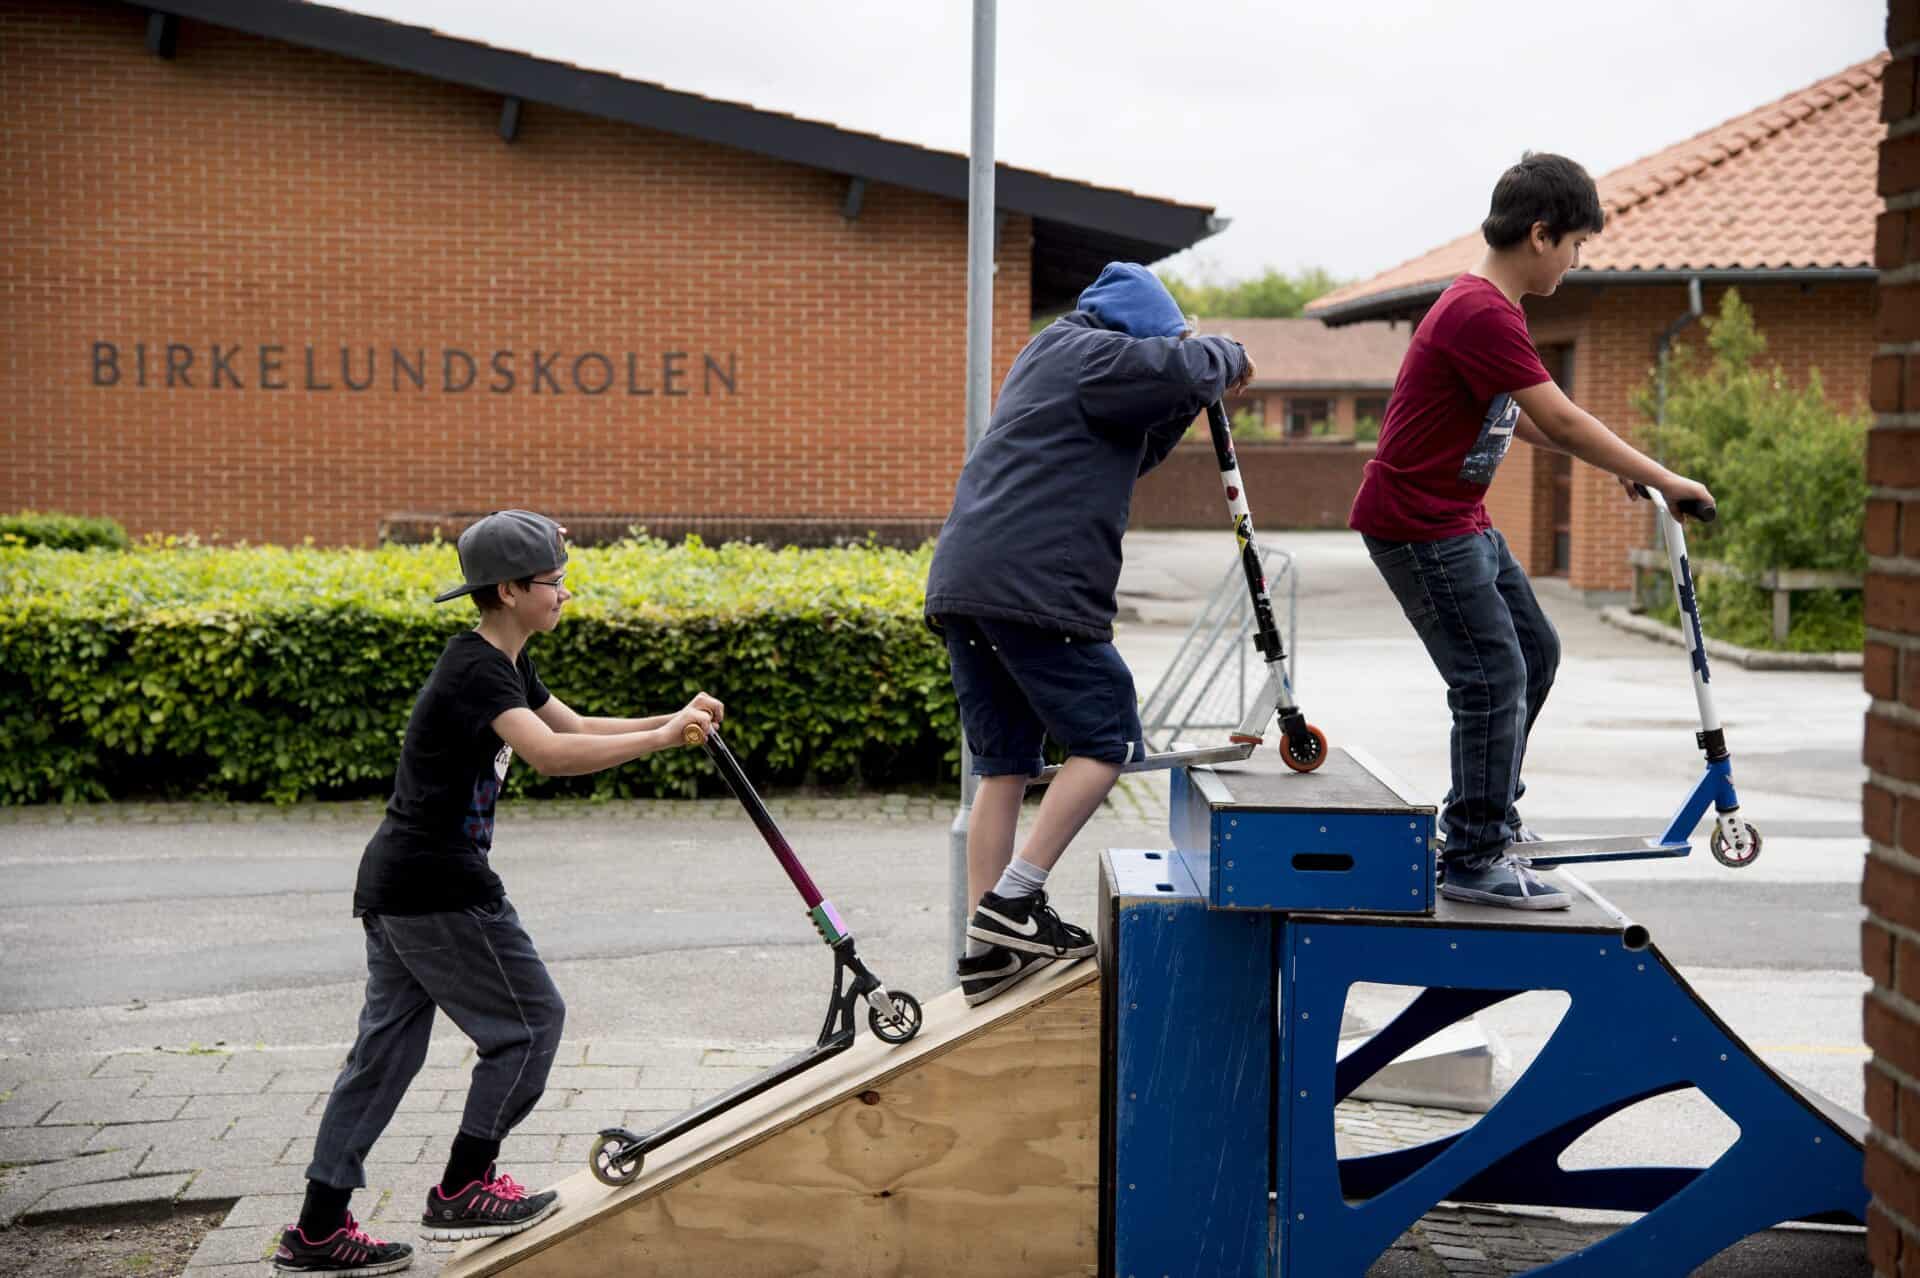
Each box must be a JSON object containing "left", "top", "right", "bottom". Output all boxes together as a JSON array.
[{"left": 941, "top": 614, "right": 1145, "bottom": 776}]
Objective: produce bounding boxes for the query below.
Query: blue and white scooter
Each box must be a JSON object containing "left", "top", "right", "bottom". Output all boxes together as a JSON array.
[{"left": 1518, "top": 485, "right": 1759, "bottom": 870}]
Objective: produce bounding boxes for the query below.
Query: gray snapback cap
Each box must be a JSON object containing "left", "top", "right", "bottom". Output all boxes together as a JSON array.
[{"left": 434, "top": 510, "right": 569, "bottom": 603}]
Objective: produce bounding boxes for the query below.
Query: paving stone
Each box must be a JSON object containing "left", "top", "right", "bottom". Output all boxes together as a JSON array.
[
  {"left": 630, "top": 1066, "right": 767, "bottom": 1091},
  {"left": 526, "top": 1090, "right": 574, "bottom": 1114},
  {"left": 263, "top": 1070, "right": 350, "bottom": 1095},
  {"left": 578, "top": 1086, "right": 698, "bottom": 1116},
  {"left": 415, "top": 1131, "right": 561, "bottom": 1168},
  {"left": 1431, "top": 1243, "right": 1488, "bottom": 1260},
  {"left": 187, "top": 1225, "right": 280, "bottom": 1267},
  {"left": 178, "top": 1093, "right": 317, "bottom": 1121},
  {"left": 553, "top": 1132, "right": 602, "bottom": 1163},
  {"left": 618, "top": 1110, "right": 684, "bottom": 1132},
  {"left": 93, "top": 1051, "right": 239, "bottom": 1078},
  {"left": 44, "top": 1096, "right": 187, "bottom": 1126},
  {"left": 136, "top": 1072, "right": 274, "bottom": 1097},
  {"left": 218, "top": 1192, "right": 303, "bottom": 1228},
  {"left": 539, "top": 1065, "right": 641, "bottom": 1090},
  {"left": 0, "top": 1124, "right": 93, "bottom": 1164},
  {"left": 0, "top": 1096, "right": 62, "bottom": 1127},
  {"left": 216, "top": 1047, "right": 350, "bottom": 1074},
  {"left": 138, "top": 1136, "right": 293, "bottom": 1175},
  {"left": 83, "top": 1117, "right": 232, "bottom": 1153},
  {"left": 583, "top": 1039, "right": 697, "bottom": 1067},
  {"left": 178, "top": 1166, "right": 302, "bottom": 1204},
  {"left": 400, "top": 1068, "right": 478, "bottom": 1092},
  {"left": 0, "top": 1052, "right": 110, "bottom": 1083},
  {"left": 279, "top": 1134, "right": 427, "bottom": 1167},
  {"left": 423, "top": 1042, "right": 472, "bottom": 1068},
  {"left": 457, "top": 1110, "right": 593, "bottom": 1136},
  {"left": 699, "top": 1046, "right": 805, "bottom": 1068},
  {"left": 21, "top": 1173, "right": 193, "bottom": 1220},
  {"left": 392, "top": 1090, "right": 447, "bottom": 1114},
  {"left": 7, "top": 1077, "right": 146, "bottom": 1104},
  {"left": 0, "top": 1147, "right": 147, "bottom": 1225}
]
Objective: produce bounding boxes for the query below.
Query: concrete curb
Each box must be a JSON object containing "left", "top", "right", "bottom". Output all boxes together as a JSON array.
[{"left": 1598, "top": 607, "right": 1862, "bottom": 672}]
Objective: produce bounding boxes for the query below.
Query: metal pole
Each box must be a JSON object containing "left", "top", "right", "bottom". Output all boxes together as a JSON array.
[{"left": 948, "top": 0, "right": 996, "bottom": 976}]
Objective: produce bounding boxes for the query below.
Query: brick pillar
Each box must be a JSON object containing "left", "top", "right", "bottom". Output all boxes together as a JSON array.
[{"left": 1867, "top": 7, "right": 1920, "bottom": 1271}]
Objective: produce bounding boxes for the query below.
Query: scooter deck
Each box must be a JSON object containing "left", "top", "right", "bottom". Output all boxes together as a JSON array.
[
  {"left": 1031, "top": 741, "right": 1256, "bottom": 785},
  {"left": 1519, "top": 834, "right": 1692, "bottom": 868}
]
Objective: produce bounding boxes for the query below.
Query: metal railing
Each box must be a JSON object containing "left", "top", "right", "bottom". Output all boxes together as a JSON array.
[{"left": 1139, "top": 546, "right": 1296, "bottom": 749}]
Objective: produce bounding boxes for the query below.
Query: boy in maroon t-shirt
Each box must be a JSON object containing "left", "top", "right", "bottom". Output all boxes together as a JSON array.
[{"left": 1350, "top": 152, "right": 1714, "bottom": 910}]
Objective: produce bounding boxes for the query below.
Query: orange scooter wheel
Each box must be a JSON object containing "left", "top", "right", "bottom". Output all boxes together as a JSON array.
[{"left": 1281, "top": 725, "right": 1328, "bottom": 773}]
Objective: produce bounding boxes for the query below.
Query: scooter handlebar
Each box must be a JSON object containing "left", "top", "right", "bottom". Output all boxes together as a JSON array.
[
  {"left": 1631, "top": 482, "right": 1716, "bottom": 524},
  {"left": 683, "top": 723, "right": 708, "bottom": 746}
]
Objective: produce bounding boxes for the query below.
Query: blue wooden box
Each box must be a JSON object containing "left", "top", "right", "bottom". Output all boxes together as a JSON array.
[
  {"left": 1098, "top": 847, "right": 1274, "bottom": 1278},
  {"left": 1172, "top": 746, "right": 1436, "bottom": 914}
]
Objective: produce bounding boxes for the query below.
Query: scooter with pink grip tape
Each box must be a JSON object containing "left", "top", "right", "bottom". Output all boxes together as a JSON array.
[{"left": 589, "top": 724, "right": 922, "bottom": 1187}]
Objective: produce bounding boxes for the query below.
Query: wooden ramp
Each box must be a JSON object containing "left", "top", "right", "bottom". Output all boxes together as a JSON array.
[{"left": 442, "top": 960, "right": 1100, "bottom": 1277}]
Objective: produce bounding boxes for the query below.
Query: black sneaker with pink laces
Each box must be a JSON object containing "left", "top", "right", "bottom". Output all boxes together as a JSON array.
[
  {"left": 419, "top": 1166, "right": 559, "bottom": 1241},
  {"left": 270, "top": 1213, "right": 412, "bottom": 1275}
]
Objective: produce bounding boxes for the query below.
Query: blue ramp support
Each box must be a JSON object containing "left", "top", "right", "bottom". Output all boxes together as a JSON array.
[{"left": 1278, "top": 880, "right": 1868, "bottom": 1276}]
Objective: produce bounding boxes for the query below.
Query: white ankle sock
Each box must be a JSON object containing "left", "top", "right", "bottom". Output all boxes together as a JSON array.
[{"left": 992, "top": 856, "right": 1050, "bottom": 900}]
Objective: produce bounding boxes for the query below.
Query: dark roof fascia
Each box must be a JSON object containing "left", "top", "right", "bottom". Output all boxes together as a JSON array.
[
  {"left": 1311, "top": 266, "right": 1879, "bottom": 327},
  {"left": 131, "top": 0, "right": 1222, "bottom": 255}
]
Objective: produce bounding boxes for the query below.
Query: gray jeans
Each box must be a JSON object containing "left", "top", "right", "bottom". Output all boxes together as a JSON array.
[{"left": 306, "top": 899, "right": 565, "bottom": 1190}]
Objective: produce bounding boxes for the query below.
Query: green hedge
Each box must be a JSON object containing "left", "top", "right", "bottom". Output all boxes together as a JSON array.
[
  {"left": 0, "top": 538, "right": 957, "bottom": 804},
  {"left": 1, "top": 511, "right": 131, "bottom": 551}
]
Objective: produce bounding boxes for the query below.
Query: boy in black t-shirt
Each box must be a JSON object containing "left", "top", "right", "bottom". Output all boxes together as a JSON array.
[{"left": 272, "top": 510, "right": 723, "bottom": 1276}]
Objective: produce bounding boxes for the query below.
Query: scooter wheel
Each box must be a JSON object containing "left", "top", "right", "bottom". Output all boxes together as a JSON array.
[
  {"left": 1709, "top": 822, "right": 1761, "bottom": 869},
  {"left": 1281, "top": 724, "right": 1329, "bottom": 773},
  {"left": 869, "top": 991, "right": 923, "bottom": 1045},
  {"left": 589, "top": 1132, "right": 644, "bottom": 1187}
]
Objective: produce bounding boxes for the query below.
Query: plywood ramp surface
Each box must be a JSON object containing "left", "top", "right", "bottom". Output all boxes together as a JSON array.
[{"left": 443, "top": 959, "right": 1100, "bottom": 1277}]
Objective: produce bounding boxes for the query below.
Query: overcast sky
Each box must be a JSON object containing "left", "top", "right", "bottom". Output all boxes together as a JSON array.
[{"left": 331, "top": 0, "right": 1887, "bottom": 287}]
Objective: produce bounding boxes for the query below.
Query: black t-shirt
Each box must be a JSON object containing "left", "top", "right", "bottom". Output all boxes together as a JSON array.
[{"left": 353, "top": 631, "right": 551, "bottom": 916}]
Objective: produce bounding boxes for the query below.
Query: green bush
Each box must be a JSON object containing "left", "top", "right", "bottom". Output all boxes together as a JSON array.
[
  {"left": 1645, "top": 576, "right": 1862, "bottom": 654},
  {"left": 0, "top": 537, "right": 958, "bottom": 804},
  {"left": 0, "top": 511, "right": 131, "bottom": 551},
  {"left": 1632, "top": 290, "right": 1867, "bottom": 651}
]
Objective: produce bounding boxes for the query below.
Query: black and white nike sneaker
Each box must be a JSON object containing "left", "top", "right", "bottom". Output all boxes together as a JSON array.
[
  {"left": 956, "top": 945, "right": 1055, "bottom": 1007},
  {"left": 967, "top": 889, "right": 1096, "bottom": 959}
]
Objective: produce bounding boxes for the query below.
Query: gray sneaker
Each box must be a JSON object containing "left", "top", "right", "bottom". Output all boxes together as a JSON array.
[{"left": 1440, "top": 852, "right": 1570, "bottom": 910}]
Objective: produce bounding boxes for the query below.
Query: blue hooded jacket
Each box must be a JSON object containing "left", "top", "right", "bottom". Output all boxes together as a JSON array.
[{"left": 924, "top": 263, "right": 1249, "bottom": 641}]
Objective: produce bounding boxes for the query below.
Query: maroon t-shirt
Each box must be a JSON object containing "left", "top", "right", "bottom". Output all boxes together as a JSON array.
[{"left": 1349, "top": 274, "right": 1552, "bottom": 542}]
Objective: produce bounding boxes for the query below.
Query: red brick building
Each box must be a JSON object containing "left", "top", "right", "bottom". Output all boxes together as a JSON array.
[
  {"left": 1866, "top": 6, "right": 1920, "bottom": 1270},
  {"left": 1310, "top": 57, "right": 1884, "bottom": 596},
  {"left": 0, "top": 0, "right": 1225, "bottom": 547},
  {"left": 1194, "top": 317, "right": 1408, "bottom": 439}
]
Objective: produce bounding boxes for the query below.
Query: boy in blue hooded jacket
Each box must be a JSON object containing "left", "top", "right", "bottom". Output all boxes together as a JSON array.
[{"left": 925, "top": 262, "right": 1253, "bottom": 1006}]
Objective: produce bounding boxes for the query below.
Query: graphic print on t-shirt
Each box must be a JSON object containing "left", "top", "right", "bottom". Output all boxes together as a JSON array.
[
  {"left": 461, "top": 745, "right": 514, "bottom": 855},
  {"left": 1458, "top": 392, "right": 1519, "bottom": 486}
]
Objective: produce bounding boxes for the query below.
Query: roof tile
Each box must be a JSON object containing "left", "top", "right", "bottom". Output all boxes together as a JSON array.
[
  {"left": 1190, "top": 317, "right": 1409, "bottom": 386},
  {"left": 1311, "top": 52, "right": 1887, "bottom": 314}
]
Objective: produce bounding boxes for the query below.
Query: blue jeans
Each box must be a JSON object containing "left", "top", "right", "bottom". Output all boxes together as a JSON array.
[
  {"left": 306, "top": 899, "right": 565, "bottom": 1190},
  {"left": 1363, "top": 529, "right": 1560, "bottom": 862}
]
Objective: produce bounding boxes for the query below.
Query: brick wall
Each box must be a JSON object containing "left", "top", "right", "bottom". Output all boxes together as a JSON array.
[
  {"left": 1130, "top": 440, "right": 1372, "bottom": 530},
  {"left": 1866, "top": 5, "right": 1920, "bottom": 1271},
  {"left": 1560, "top": 280, "right": 1875, "bottom": 594},
  {"left": 0, "top": 1, "right": 1031, "bottom": 546}
]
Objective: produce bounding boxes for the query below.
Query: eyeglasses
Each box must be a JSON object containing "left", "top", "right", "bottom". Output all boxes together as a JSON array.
[{"left": 528, "top": 575, "right": 567, "bottom": 590}]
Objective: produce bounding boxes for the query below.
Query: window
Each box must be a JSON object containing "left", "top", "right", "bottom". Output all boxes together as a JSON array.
[{"left": 1285, "top": 398, "right": 1331, "bottom": 438}]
